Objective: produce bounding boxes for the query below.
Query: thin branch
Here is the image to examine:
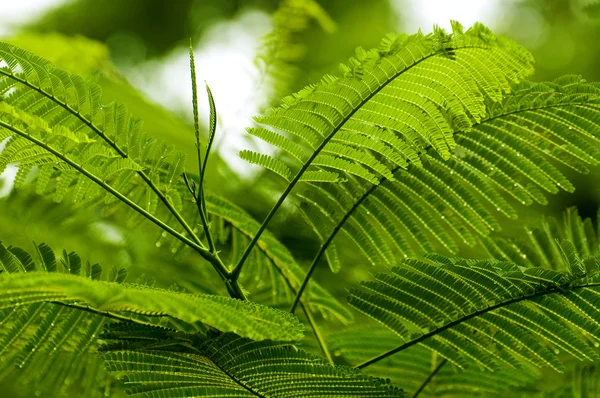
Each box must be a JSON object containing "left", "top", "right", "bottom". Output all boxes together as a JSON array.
[
  {"left": 355, "top": 283, "right": 600, "bottom": 369},
  {"left": 0, "top": 120, "right": 244, "bottom": 292},
  {"left": 0, "top": 69, "right": 206, "bottom": 251},
  {"left": 219, "top": 213, "right": 331, "bottom": 358},
  {"left": 301, "top": 302, "right": 334, "bottom": 365},
  {"left": 289, "top": 183, "right": 379, "bottom": 313},
  {"left": 412, "top": 359, "right": 447, "bottom": 398}
]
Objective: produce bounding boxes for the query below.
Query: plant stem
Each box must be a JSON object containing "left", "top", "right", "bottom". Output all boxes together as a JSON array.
[
  {"left": 51, "top": 301, "right": 160, "bottom": 327},
  {"left": 301, "top": 302, "right": 334, "bottom": 365},
  {"left": 289, "top": 183, "right": 380, "bottom": 313},
  {"left": 412, "top": 359, "right": 447, "bottom": 398}
]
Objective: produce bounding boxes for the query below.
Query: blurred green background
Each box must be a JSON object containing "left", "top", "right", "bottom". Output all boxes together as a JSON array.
[{"left": 1, "top": 0, "right": 600, "bottom": 395}]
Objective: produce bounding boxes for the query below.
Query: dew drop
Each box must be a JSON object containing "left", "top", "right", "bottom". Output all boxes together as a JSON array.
[
  {"left": 521, "top": 254, "right": 527, "bottom": 259},
  {"left": 496, "top": 208, "right": 500, "bottom": 211},
  {"left": 568, "top": 126, "right": 573, "bottom": 130},
  {"left": 155, "top": 242, "right": 161, "bottom": 248},
  {"left": 449, "top": 171, "right": 453, "bottom": 174},
  {"left": 441, "top": 215, "right": 445, "bottom": 219}
]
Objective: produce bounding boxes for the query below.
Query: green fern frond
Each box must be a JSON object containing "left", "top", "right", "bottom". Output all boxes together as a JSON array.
[
  {"left": 0, "top": 262, "right": 303, "bottom": 342},
  {"left": 0, "top": 42, "right": 204, "bottom": 254},
  {"left": 482, "top": 206, "right": 599, "bottom": 271},
  {"left": 0, "top": 241, "right": 124, "bottom": 397},
  {"left": 231, "top": 22, "right": 535, "bottom": 277},
  {"left": 101, "top": 329, "right": 403, "bottom": 397},
  {"left": 348, "top": 247, "right": 600, "bottom": 373},
  {"left": 296, "top": 76, "right": 600, "bottom": 280},
  {"left": 328, "top": 327, "right": 539, "bottom": 397},
  {"left": 244, "top": 22, "right": 533, "bottom": 191}
]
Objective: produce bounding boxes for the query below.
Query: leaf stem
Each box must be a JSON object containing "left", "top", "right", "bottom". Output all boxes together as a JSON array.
[
  {"left": 412, "top": 359, "right": 447, "bottom": 398},
  {"left": 301, "top": 302, "right": 334, "bottom": 365},
  {"left": 289, "top": 183, "right": 380, "bottom": 313}
]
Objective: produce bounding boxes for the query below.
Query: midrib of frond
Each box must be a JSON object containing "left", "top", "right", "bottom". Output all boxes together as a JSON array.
[
  {"left": 207, "top": 353, "right": 266, "bottom": 398},
  {"left": 233, "top": 44, "right": 493, "bottom": 277},
  {"left": 356, "top": 281, "right": 600, "bottom": 369},
  {"left": 290, "top": 94, "right": 600, "bottom": 312}
]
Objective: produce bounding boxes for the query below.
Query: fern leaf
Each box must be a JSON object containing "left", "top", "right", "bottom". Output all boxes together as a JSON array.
[
  {"left": 297, "top": 77, "right": 600, "bottom": 276},
  {"left": 244, "top": 22, "right": 533, "bottom": 203},
  {"left": 328, "top": 326, "right": 539, "bottom": 397},
  {"left": 0, "top": 241, "right": 123, "bottom": 397},
  {"left": 481, "top": 206, "right": 599, "bottom": 272},
  {"left": 349, "top": 249, "right": 600, "bottom": 373},
  {"left": 102, "top": 329, "right": 403, "bottom": 397},
  {"left": 0, "top": 42, "right": 197, "bottom": 251},
  {"left": 239, "top": 150, "right": 291, "bottom": 180},
  {"left": 0, "top": 268, "right": 303, "bottom": 342}
]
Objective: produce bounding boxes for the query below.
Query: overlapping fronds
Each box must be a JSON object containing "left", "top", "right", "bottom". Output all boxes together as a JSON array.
[
  {"left": 0, "top": 251, "right": 304, "bottom": 342},
  {"left": 243, "top": 21, "right": 542, "bottom": 272},
  {"left": 101, "top": 327, "right": 403, "bottom": 397},
  {"left": 297, "top": 76, "right": 600, "bottom": 274},
  {"left": 328, "top": 327, "right": 539, "bottom": 397},
  {"left": 0, "top": 241, "right": 125, "bottom": 397},
  {"left": 203, "top": 193, "right": 353, "bottom": 322},
  {"left": 482, "top": 206, "right": 599, "bottom": 271},
  {"left": 247, "top": 21, "right": 533, "bottom": 180},
  {"left": 348, "top": 244, "right": 600, "bottom": 374},
  {"left": 0, "top": 41, "right": 195, "bottom": 246}
]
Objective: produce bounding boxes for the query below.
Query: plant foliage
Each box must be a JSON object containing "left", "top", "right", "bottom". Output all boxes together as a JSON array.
[{"left": 1, "top": 14, "right": 600, "bottom": 398}]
